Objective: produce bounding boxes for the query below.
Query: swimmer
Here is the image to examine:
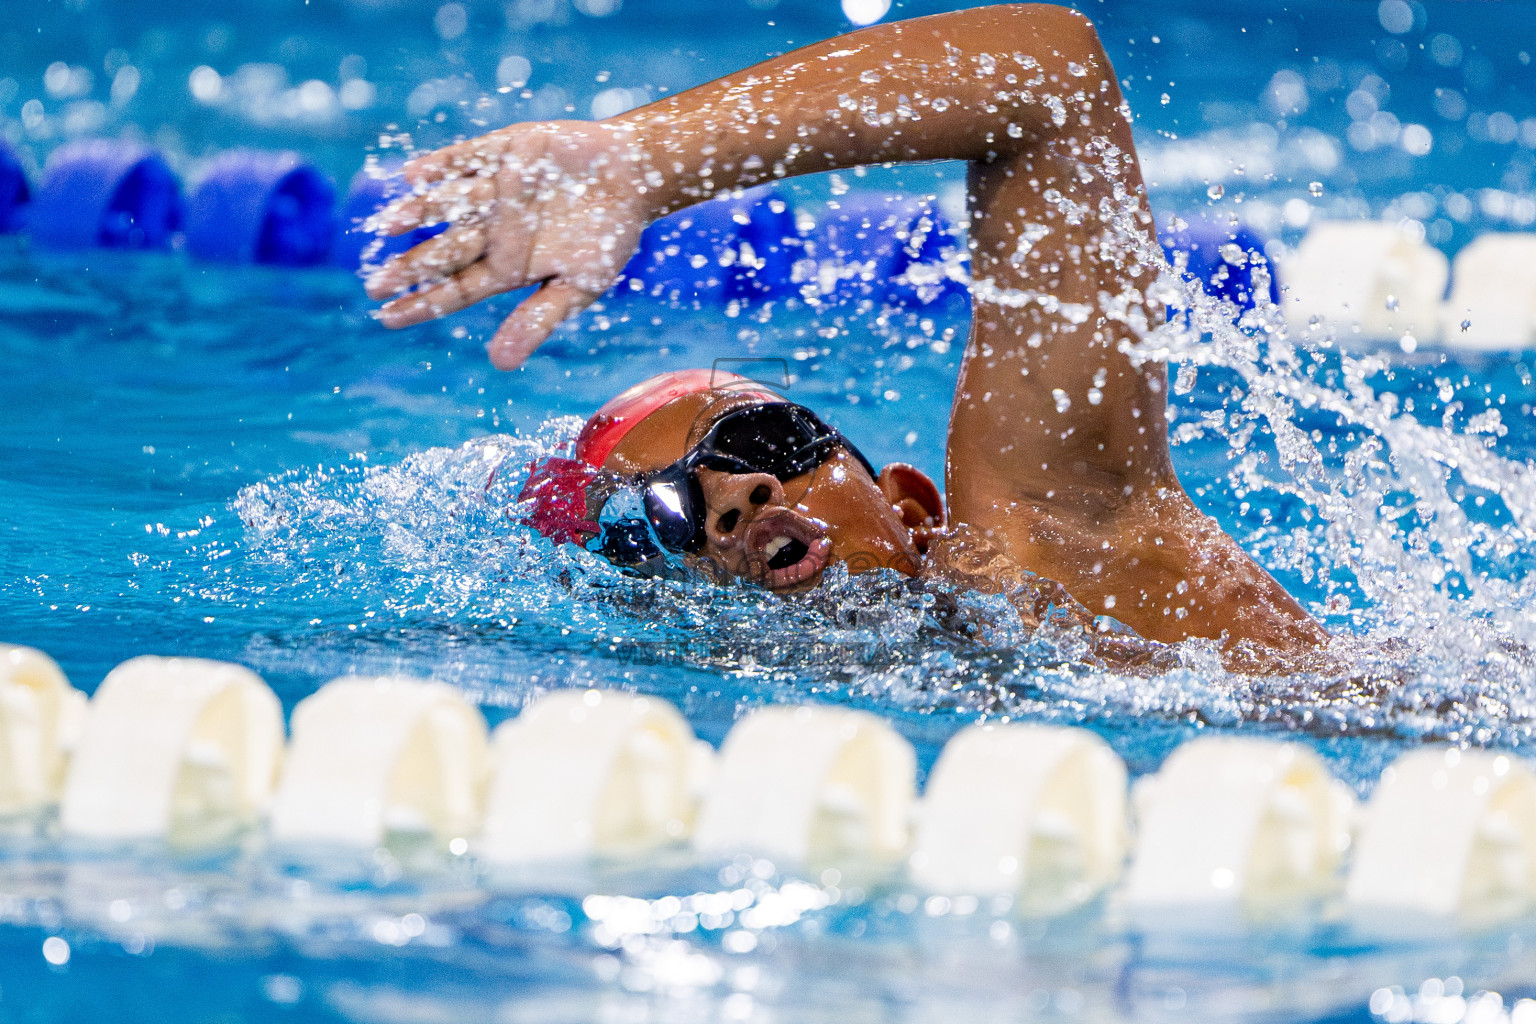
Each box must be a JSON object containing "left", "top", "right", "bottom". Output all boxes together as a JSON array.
[{"left": 366, "top": 4, "right": 1329, "bottom": 669}]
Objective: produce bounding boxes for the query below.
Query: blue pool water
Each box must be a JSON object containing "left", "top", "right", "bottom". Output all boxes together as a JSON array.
[{"left": 7, "top": 0, "right": 1536, "bottom": 1020}]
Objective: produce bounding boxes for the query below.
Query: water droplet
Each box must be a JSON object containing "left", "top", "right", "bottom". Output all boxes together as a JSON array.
[
  {"left": 1174, "top": 363, "right": 1197, "bottom": 395},
  {"left": 1207, "top": 183, "right": 1225, "bottom": 201},
  {"left": 1309, "top": 181, "right": 1324, "bottom": 197},
  {"left": 1160, "top": 92, "right": 1171, "bottom": 106},
  {"left": 1399, "top": 332, "right": 1418, "bottom": 353},
  {"left": 1052, "top": 388, "right": 1072, "bottom": 413},
  {"left": 1461, "top": 318, "right": 1472, "bottom": 332},
  {"left": 1385, "top": 294, "right": 1400, "bottom": 311}
]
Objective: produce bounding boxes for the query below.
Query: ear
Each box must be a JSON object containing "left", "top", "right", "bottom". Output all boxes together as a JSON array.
[{"left": 876, "top": 463, "right": 946, "bottom": 556}]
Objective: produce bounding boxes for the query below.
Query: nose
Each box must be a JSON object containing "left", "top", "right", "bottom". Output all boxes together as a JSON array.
[{"left": 699, "top": 471, "right": 783, "bottom": 547}]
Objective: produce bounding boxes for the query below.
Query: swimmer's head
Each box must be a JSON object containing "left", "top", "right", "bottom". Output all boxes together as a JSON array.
[{"left": 521, "top": 369, "right": 945, "bottom": 593}]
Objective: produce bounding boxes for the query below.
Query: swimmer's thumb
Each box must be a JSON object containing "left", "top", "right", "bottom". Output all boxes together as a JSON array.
[{"left": 488, "top": 279, "right": 598, "bottom": 371}]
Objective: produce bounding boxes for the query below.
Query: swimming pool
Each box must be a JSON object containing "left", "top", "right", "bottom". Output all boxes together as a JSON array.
[{"left": 7, "top": 0, "right": 1536, "bottom": 1020}]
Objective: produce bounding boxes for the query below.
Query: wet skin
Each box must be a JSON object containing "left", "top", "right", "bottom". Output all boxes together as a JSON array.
[{"left": 367, "top": 4, "right": 1329, "bottom": 663}]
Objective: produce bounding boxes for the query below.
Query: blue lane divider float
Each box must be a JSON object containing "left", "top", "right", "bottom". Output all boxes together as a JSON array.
[
  {"left": 29, "top": 139, "right": 182, "bottom": 250},
  {"left": 0, "top": 140, "right": 28, "bottom": 235},
  {"left": 333, "top": 166, "right": 449, "bottom": 272},
  {"left": 8, "top": 136, "right": 969, "bottom": 316},
  {"left": 187, "top": 150, "right": 335, "bottom": 266},
  {"left": 620, "top": 185, "right": 801, "bottom": 305},
  {"left": 803, "top": 193, "right": 961, "bottom": 308},
  {"left": 1159, "top": 216, "right": 1281, "bottom": 315}
]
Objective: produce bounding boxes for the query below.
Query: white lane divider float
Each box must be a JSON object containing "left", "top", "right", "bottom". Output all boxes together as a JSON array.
[
  {"left": 1347, "top": 747, "right": 1536, "bottom": 921},
  {"left": 24, "top": 635, "right": 1536, "bottom": 928},
  {"left": 1442, "top": 233, "right": 1536, "bottom": 349},
  {"left": 1124, "top": 737, "right": 1354, "bottom": 914},
  {"left": 0, "top": 645, "right": 87, "bottom": 816},
  {"left": 480, "top": 689, "right": 712, "bottom": 864},
  {"left": 909, "top": 724, "right": 1127, "bottom": 910},
  {"left": 269, "top": 676, "right": 488, "bottom": 848},
  {"left": 1279, "top": 221, "right": 1448, "bottom": 343},
  {"left": 693, "top": 705, "right": 915, "bottom": 868},
  {"left": 59, "top": 656, "right": 283, "bottom": 842}
]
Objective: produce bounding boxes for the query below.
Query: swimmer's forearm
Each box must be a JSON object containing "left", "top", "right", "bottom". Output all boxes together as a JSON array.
[{"left": 610, "top": 3, "right": 1117, "bottom": 215}]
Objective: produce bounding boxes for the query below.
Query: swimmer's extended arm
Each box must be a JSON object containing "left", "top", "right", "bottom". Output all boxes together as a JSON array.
[
  {"left": 371, "top": 3, "right": 1326, "bottom": 658},
  {"left": 369, "top": 4, "right": 1114, "bottom": 367}
]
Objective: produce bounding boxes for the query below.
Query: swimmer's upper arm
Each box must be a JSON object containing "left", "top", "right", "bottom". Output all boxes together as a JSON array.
[{"left": 942, "top": 5, "right": 1175, "bottom": 519}]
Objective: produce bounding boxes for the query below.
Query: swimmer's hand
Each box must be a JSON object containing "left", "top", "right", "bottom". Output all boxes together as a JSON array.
[{"left": 365, "top": 121, "right": 652, "bottom": 370}]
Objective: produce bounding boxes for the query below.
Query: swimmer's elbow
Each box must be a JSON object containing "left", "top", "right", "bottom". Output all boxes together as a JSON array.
[{"left": 996, "top": 4, "right": 1109, "bottom": 63}]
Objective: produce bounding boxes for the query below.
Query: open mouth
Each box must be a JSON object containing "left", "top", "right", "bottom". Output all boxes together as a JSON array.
[
  {"left": 745, "top": 511, "right": 833, "bottom": 591},
  {"left": 764, "top": 536, "right": 808, "bottom": 570}
]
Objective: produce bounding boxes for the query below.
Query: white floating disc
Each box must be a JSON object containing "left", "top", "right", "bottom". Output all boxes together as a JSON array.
[
  {"left": 0, "top": 644, "right": 86, "bottom": 815},
  {"left": 1347, "top": 747, "right": 1536, "bottom": 920},
  {"left": 1123, "top": 736, "right": 1353, "bottom": 912},
  {"left": 909, "top": 724, "right": 1127, "bottom": 909},
  {"left": 480, "top": 688, "right": 709, "bottom": 864},
  {"left": 59, "top": 656, "right": 283, "bottom": 842},
  {"left": 693, "top": 704, "right": 914, "bottom": 868},
  {"left": 269, "top": 676, "right": 488, "bottom": 847}
]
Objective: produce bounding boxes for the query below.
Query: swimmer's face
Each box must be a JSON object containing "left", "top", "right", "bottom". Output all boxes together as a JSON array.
[{"left": 602, "top": 390, "right": 945, "bottom": 593}]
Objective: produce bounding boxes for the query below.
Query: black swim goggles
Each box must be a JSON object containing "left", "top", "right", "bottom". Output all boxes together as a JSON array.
[{"left": 595, "top": 402, "right": 875, "bottom": 566}]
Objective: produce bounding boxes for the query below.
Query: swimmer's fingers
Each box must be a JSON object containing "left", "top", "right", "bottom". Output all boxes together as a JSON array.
[
  {"left": 365, "top": 226, "right": 488, "bottom": 300},
  {"left": 369, "top": 178, "right": 496, "bottom": 236},
  {"left": 402, "top": 136, "right": 504, "bottom": 186},
  {"left": 377, "top": 262, "right": 504, "bottom": 329},
  {"left": 487, "top": 279, "right": 600, "bottom": 370}
]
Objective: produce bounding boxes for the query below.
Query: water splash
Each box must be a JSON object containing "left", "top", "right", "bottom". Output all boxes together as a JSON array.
[{"left": 1108, "top": 166, "right": 1536, "bottom": 746}]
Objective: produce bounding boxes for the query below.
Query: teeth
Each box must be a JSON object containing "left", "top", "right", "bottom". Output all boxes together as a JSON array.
[{"left": 764, "top": 536, "right": 791, "bottom": 560}]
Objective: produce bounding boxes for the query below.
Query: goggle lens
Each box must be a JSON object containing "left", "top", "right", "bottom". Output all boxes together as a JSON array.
[
  {"left": 642, "top": 465, "right": 706, "bottom": 553},
  {"left": 702, "top": 405, "right": 840, "bottom": 479}
]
